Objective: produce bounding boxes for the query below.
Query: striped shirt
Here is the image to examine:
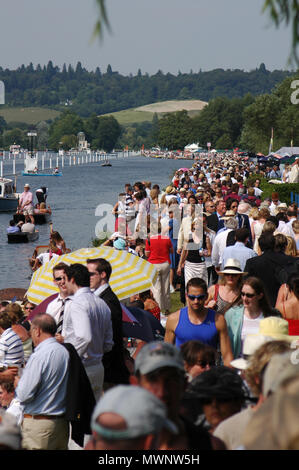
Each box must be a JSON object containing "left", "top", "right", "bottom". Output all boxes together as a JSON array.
[{"left": 0, "top": 328, "right": 24, "bottom": 367}]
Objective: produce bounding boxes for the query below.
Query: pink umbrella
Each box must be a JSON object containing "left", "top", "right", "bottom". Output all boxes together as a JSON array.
[{"left": 28, "top": 294, "right": 139, "bottom": 325}]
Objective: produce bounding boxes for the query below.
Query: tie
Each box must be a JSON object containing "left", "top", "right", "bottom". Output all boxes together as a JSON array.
[{"left": 56, "top": 298, "right": 68, "bottom": 334}]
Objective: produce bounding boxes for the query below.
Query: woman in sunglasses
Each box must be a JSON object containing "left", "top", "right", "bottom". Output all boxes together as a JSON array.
[
  {"left": 225, "top": 276, "right": 282, "bottom": 359},
  {"left": 181, "top": 340, "right": 217, "bottom": 382}
]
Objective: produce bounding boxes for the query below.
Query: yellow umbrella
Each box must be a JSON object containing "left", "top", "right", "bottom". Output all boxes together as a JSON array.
[{"left": 26, "top": 246, "right": 157, "bottom": 305}]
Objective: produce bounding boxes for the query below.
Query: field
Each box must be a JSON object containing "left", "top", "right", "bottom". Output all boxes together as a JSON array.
[
  {"left": 104, "top": 99, "right": 208, "bottom": 126},
  {"left": 0, "top": 107, "right": 61, "bottom": 124}
]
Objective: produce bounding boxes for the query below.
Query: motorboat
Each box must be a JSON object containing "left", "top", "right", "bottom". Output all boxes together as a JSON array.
[
  {"left": 0, "top": 178, "right": 19, "bottom": 212},
  {"left": 7, "top": 230, "right": 39, "bottom": 244}
]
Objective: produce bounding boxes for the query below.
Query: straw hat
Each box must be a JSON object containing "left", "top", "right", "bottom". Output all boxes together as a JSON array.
[
  {"left": 218, "top": 258, "right": 247, "bottom": 276},
  {"left": 220, "top": 210, "right": 236, "bottom": 220},
  {"left": 254, "top": 317, "right": 299, "bottom": 343},
  {"left": 165, "top": 186, "right": 176, "bottom": 195}
]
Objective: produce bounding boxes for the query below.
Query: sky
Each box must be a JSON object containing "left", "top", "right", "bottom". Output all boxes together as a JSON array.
[{"left": 0, "top": 0, "right": 294, "bottom": 75}]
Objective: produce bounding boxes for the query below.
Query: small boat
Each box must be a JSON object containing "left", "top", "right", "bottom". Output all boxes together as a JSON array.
[
  {"left": 0, "top": 178, "right": 19, "bottom": 212},
  {"left": 7, "top": 230, "right": 39, "bottom": 244},
  {"left": 22, "top": 171, "right": 63, "bottom": 176},
  {"left": 13, "top": 212, "right": 51, "bottom": 225},
  {"left": 101, "top": 160, "right": 112, "bottom": 167}
]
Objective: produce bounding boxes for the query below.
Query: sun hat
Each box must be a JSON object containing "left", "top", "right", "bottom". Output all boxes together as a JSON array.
[
  {"left": 230, "top": 334, "right": 274, "bottom": 370},
  {"left": 113, "top": 238, "right": 126, "bottom": 250},
  {"left": 218, "top": 258, "right": 247, "bottom": 275},
  {"left": 165, "top": 186, "right": 176, "bottom": 195},
  {"left": 255, "top": 317, "right": 299, "bottom": 343},
  {"left": 0, "top": 410, "right": 22, "bottom": 450},
  {"left": 91, "top": 385, "right": 178, "bottom": 440},
  {"left": 243, "top": 372, "right": 299, "bottom": 450},
  {"left": 134, "top": 341, "right": 185, "bottom": 376},
  {"left": 262, "top": 351, "right": 299, "bottom": 397},
  {"left": 220, "top": 210, "right": 236, "bottom": 220},
  {"left": 24, "top": 183, "right": 30, "bottom": 188}
]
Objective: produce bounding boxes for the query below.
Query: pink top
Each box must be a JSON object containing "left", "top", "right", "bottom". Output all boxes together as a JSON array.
[{"left": 19, "top": 191, "right": 33, "bottom": 209}]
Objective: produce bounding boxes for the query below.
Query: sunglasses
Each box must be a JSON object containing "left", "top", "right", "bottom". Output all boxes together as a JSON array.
[
  {"left": 187, "top": 294, "right": 206, "bottom": 301},
  {"left": 241, "top": 292, "right": 256, "bottom": 298},
  {"left": 196, "top": 360, "right": 216, "bottom": 368},
  {"left": 54, "top": 276, "right": 63, "bottom": 282},
  {"left": 25, "top": 306, "right": 34, "bottom": 310}
]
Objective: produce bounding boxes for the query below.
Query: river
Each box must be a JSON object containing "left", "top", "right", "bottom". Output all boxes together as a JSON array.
[{"left": 0, "top": 155, "right": 194, "bottom": 290}]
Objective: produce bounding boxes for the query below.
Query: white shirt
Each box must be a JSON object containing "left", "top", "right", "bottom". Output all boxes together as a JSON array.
[
  {"left": 46, "top": 294, "right": 73, "bottom": 329},
  {"left": 21, "top": 223, "right": 35, "bottom": 233},
  {"left": 37, "top": 252, "right": 60, "bottom": 265},
  {"left": 62, "top": 287, "right": 113, "bottom": 367},
  {"left": 211, "top": 229, "right": 233, "bottom": 268}
]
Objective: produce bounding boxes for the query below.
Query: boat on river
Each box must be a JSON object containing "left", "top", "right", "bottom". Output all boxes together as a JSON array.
[
  {"left": 0, "top": 178, "right": 19, "bottom": 212},
  {"left": 7, "top": 230, "right": 39, "bottom": 244},
  {"left": 13, "top": 212, "right": 51, "bottom": 225},
  {"left": 23, "top": 153, "right": 62, "bottom": 176},
  {"left": 101, "top": 160, "right": 112, "bottom": 167},
  {"left": 22, "top": 171, "right": 63, "bottom": 176}
]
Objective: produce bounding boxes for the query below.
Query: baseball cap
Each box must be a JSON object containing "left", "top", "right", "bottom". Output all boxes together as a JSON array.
[
  {"left": 0, "top": 410, "right": 22, "bottom": 450},
  {"left": 91, "top": 385, "right": 178, "bottom": 439},
  {"left": 113, "top": 238, "right": 126, "bottom": 250},
  {"left": 134, "top": 341, "right": 185, "bottom": 375}
]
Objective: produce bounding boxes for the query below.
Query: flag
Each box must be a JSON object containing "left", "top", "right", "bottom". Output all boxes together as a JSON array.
[{"left": 269, "top": 127, "right": 274, "bottom": 154}]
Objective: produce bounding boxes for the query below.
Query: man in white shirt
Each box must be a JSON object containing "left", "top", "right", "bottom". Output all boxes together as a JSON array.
[
  {"left": 46, "top": 262, "right": 73, "bottom": 342},
  {"left": 64, "top": 263, "right": 113, "bottom": 401},
  {"left": 21, "top": 216, "right": 35, "bottom": 234}
]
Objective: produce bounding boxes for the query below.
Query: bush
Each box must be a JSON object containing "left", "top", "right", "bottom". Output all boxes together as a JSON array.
[{"left": 247, "top": 175, "right": 298, "bottom": 205}]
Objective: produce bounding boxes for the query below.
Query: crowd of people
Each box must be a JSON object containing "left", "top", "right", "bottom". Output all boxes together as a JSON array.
[{"left": 0, "top": 152, "right": 299, "bottom": 451}]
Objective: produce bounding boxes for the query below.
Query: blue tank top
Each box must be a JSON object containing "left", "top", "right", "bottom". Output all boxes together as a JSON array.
[{"left": 175, "top": 307, "right": 218, "bottom": 348}]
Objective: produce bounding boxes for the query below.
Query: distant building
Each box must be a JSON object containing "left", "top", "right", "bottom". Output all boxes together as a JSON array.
[{"left": 77, "top": 132, "right": 90, "bottom": 151}]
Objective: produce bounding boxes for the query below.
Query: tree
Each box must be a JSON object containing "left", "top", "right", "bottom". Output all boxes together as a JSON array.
[
  {"left": 158, "top": 110, "right": 193, "bottom": 149},
  {"left": 91, "top": 115, "right": 121, "bottom": 151}
]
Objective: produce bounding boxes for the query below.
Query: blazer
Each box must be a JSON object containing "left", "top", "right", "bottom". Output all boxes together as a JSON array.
[
  {"left": 207, "top": 213, "right": 225, "bottom": 233},
  {"left": 245, "top": 251, "right": 299, "bottom": 307},
  {"left": 98, "top": 285, "right": 130, "bottom": 385},
  {"left": 63, "top": 343, "right": 96, "bottom": 447}
]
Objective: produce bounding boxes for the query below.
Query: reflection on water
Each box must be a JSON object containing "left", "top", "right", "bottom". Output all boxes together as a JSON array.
[{"left": 0, "top": 156, "right": 193, "bottom": 289}]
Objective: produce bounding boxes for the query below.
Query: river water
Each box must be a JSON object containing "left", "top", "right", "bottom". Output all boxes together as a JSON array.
[{"left": 0, "top": 155, "right": 194, "bottom": 290}]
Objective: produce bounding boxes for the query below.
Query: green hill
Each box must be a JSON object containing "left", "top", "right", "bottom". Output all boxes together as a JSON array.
[
  {"left": 0, "top": 107, "right": 60, "bottom": 124},
  {"left": 105, "top": 99, "right": 208, "bottom": 125}
]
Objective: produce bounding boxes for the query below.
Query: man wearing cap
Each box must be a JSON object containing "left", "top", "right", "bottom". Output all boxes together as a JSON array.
[
  {"left": 85, "top": 384, "right": 178, "bottom": 451},
  {"left": 18, "top": 184, "right": 34, "bottom": 224},
  {"left": 164, "top": 278, "right": 233, "bottom": 367},
  {"left": 132, "top": 341, "right": 225, "bottom": 450}
]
